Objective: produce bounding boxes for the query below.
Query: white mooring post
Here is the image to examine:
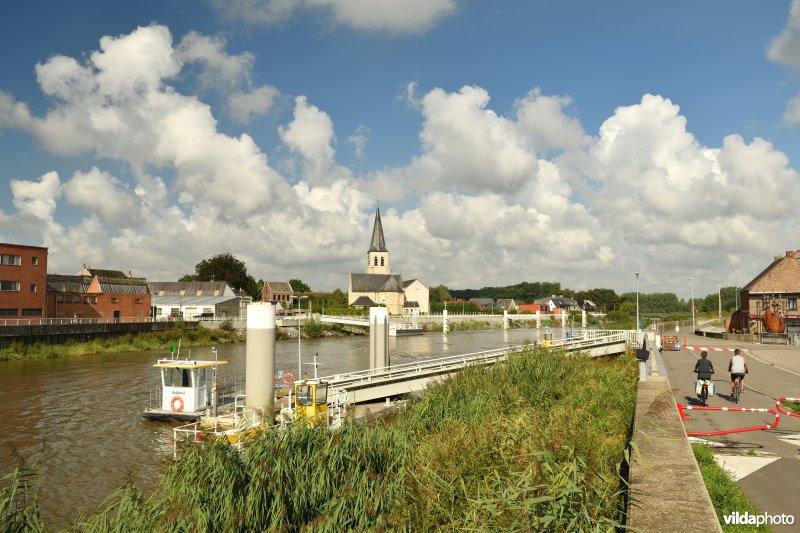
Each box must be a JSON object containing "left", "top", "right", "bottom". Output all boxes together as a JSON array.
[
  {"left": 561, "top": 310, "right": 567, "bottom": 329},
  {"left": 503, "top": 309, "right": 509, "bottom": 330},
  {"left": 535, "top": 309, "right": 541, "bottom": 328},
  {"left": 581, "top": 308, "right": 587, "bottom": 328},
  {"left": 442, "top": 309, "right": 449, "bottom": 334},
  {"left": 246, "top": 302, "right": 276, "bottom": 423},
  {"left": 370, "top": 307, "right": 389, "bottom": 371}
]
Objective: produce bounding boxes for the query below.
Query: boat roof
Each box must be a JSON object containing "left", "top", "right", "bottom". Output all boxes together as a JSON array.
[{"left": 153, "top": 360, "right": 229, "bottom": 369}]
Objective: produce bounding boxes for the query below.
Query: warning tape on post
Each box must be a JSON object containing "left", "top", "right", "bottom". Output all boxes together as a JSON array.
[{"left": 676, "top": 403, "right": 780, "bottom": 436}]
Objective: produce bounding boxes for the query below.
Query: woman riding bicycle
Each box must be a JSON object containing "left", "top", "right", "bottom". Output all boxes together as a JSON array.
[{"left": 693, "top": 350, "right": 714, "bottom": 403}]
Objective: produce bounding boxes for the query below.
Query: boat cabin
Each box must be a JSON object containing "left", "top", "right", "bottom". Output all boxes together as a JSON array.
[
  {"left": 146, "top": 359, "right": 228, "bottom": 420},
  {"left": 294, "top": 379, "right": 328, "bottom": 425}
]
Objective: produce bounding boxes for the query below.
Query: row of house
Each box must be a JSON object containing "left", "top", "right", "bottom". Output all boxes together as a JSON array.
[{"left": 465, "top": 296, "right": 598, "bottom": 314}]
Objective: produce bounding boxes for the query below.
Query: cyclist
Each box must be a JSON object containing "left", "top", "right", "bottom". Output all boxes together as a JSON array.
[
  {"left": 693, "top": 350, "right": 714, "bottom": 400},
  {"left": 728, "top": 348, "right": 749, "bottom": 395}
]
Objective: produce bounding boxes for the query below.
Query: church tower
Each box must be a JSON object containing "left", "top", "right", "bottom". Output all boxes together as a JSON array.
[{"left": 366, "top": 207, "right": 390, "bottom": 274}]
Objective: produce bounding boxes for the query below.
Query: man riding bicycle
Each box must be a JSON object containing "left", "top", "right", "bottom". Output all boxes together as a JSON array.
[{"left": 728, "top": 348, "right": 749, "bottom": 395}]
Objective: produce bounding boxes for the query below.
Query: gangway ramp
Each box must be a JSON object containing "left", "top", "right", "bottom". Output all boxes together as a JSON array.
[{"left": 324, "top": 331, "right": 628, "bottom": 405}]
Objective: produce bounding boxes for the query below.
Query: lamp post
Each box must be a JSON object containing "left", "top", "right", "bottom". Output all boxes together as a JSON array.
[
  {"left": 293, "top": 295, "right": 308, "bottom": 378},
  {"left": 690, "top": 277, "right": 695, "bottom": 333},
  {"left": 635, "top": 272, "right": 640, "bottom": 334},
  {"left": 717, "top": 285, "right": 722, "bottom": 323}
]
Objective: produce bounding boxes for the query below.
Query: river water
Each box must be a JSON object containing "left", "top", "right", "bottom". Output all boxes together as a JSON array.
[{"left": 0, "top": 328, "right": 550, "bottom": 527}]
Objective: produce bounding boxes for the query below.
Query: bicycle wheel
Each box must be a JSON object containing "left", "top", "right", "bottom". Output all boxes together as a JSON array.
[{"left": 701, "top": 385, "right": 708, "bottom": 406}]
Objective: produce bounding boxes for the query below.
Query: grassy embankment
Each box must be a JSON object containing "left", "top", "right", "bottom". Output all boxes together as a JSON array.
[
  {"left": 692, "top": 444, "right": 771, "bottom": 533},
  {"left": 0, "top": 324, "right": 243, "bottom": 362},
  {"left": 2, "top": 345, "right": 638, "bottom": 531}
]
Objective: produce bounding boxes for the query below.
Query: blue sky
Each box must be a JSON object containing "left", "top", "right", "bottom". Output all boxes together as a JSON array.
[{"left": 2, "top": 0, "right": 800, "bottom": 298}]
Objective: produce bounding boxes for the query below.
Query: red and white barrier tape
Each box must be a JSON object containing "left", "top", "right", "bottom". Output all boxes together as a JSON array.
[
  {"left": 683, "top": 346, "right": 749, "bottom": 353},
  {"left": 775, "top": 397, "right": 800, "bottom": 418},
  {"left": 676, "top": 403, "right": 780, "bottom": 436}
]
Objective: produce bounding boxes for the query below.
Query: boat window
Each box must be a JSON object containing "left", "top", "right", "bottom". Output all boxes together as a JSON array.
[
  {"left": 195, "top": 368, "right": 207, "bottom": 387},
  {"left": 315, "top": 384, "right": 327, "bottom": 405},
  {"left": 162, "top": 368, "right": 192, "bottom": 387},
  {"left": 296, "top": 385, "right": 314, "bottom": 406}
]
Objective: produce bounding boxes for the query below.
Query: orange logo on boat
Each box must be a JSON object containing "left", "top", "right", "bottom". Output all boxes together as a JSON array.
[{"left": 170, "top": 396, "right": 185, "bottom": 412}]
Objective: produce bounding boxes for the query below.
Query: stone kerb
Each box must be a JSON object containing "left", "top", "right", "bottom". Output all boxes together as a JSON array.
[{"left": 627, "top": 376, "right": 722, "bottom": 532}]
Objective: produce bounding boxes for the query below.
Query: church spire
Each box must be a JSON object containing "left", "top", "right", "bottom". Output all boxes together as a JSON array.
[{"left": 368, "top": 206, "right": 387, "bottom": 253}]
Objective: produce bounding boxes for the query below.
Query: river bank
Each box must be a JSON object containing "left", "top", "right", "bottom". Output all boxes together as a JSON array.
[{"left": 0, "top": 318, "right": 519, "bottom": 362}]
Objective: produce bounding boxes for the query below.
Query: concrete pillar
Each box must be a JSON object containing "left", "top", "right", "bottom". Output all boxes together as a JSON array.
[
  {"left": 412, "top": 308, "right": 419, "bottom": 329},
  {"left": 503, "top": 309, "right": 509, "bottom": 330},
  {"left": 246, "top": 302, "right": 275, "bottom": 422},
  {"left": 581, "top": 308, "right": 587, "bottom": 328},
  {"left": 443, "top": 309, "right": 449, "bottom": 334},
  {"left": 535, "top": 309, "right": 541, "bottom": 328},
  {"left": 370, "top": 307, "right": 389, "bottom": 370}
]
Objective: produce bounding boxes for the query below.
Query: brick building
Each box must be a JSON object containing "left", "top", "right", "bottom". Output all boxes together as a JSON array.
[
  {"left": 740, "top": 250, "right": 800, "bottom": 333},
  {"left": 261, "top": 281, "right": 294, "bottom": 305},
  {"left": 0, "top": 242, "right": 48, "bottom": 318},
  {"left": 46, "top": 266, "right": 150, "bottom": 321}
]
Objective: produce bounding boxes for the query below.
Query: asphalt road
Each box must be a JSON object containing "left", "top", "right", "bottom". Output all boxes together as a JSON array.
[{"left": 659, "top": 332, "right": 800, "bottom": 532}]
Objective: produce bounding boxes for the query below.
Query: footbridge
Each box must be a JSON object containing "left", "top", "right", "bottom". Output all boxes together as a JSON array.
[{"left": 324, "top": 330, "right": 633, "bottom": 406}]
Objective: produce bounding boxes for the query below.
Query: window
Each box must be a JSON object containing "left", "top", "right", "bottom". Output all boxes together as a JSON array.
[
  {"left": 111, "top": 297, "right": 119, "bottom": 303},
  {"left": 83, "top": 296, "right": 89, "bottom": 304},
  {"left": 790, "top": 299, "right": 797, "bottom": 311},
  {"left": 31, "top": 257, "right": 38, "bottom": 266},
  {"left": 30, "top": 284, "right": 37, "bottom": 293},
  {"left": 0, "top": 281, "right": 20, "bottom": 291},
  {"left": 21, "top": 309, "right": 42, "bottom": 316},
  {"left": 135, "top": 298, "right": 142, "bottom": 304},
  {"left": 66, "top": 294, "right": 73, "bottom": 303},
  {"left": 137, "top": 310, "right": 143, "bottom": 316},
  {"left": 374, "top": 257, "right": 378, "bottom": 266},
  {"left": 0, "top": 254, "right": 21, "bottom": 266},
  {"left": 56, "top": 293, "right": 64, "bottom": 303},
  {"left": 380, "top": 257, "right": 384, "bottom": 266},
  {"left": 0, "top": 309, "right": 18, "bottom": 316},
  {"left": 91, "top": 296, "right": 97, "bottom": 304}
]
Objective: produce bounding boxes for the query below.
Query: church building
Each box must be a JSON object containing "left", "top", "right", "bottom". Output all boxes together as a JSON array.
[{"left": 348, "top": 207, "right": 428, "bottom": 315}]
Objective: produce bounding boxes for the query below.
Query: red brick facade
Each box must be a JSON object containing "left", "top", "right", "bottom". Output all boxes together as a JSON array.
[
  {"left": 46, "top": 270, "right": 151, "bottom": 321},
  {"left": 740, "top": 249, "right": 800, "bottom": 333},
  {"left": 0, "top": 243, "right": 48, "bottom": 317}
]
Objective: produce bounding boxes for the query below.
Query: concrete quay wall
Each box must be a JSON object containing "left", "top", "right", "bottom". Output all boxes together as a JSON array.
[{"left": 627, "top": 375, "right": 721, "bottom": 532}]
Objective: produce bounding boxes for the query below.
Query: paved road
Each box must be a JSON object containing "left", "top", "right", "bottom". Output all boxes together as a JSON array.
[{"left": 659, "top": 332, "right": 800, "bottom": 532}]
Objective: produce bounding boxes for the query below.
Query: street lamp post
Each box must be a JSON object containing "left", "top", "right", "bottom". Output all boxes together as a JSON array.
[
  {"left": 293, "top": 295, "right": 308, "bottom": 378},
  {"left": 690, "top": 277, "right": 695, "bottom": 333},
  {"left": 635, "top": 272, "right": 640, "bottom": 335},
  {"left": 717, "top": 285, "right": 722, "bottom": 323}
]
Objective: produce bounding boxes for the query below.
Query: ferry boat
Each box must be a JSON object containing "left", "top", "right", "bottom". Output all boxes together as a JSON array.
[{"left": 143, "top": 347, "right": 230, "bottom": 422}]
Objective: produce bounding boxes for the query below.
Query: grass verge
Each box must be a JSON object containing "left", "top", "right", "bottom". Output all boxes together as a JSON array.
[
  {"left": 0, "top": 326, "right": 242, "bottom": 362},
  {"left": 692, "top": 444, "right": 771, "bottom": 533}
]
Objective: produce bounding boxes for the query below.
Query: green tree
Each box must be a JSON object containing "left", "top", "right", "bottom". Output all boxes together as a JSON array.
[
  {"left": 328, "top": 288, "right": 348, "bottom": 308},
  {"left": 289, "top": 279, "right": 311, "bottom": 293},
  {"left": 429, "top": 284, "right": 453, "bottom": 303},
  {"left": 190, "top": 252, "right": 259, "bottom": 298}
]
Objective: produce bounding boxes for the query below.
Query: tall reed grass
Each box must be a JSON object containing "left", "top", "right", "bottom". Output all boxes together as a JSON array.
[{"left": 2, "top": 346, "right": 637, "bottom": 531}]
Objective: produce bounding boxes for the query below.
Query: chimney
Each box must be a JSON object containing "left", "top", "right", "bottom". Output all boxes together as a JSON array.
[
  {"left": 787, "top": 251, "right": 794, "bottom": 258},
  {"left": 128, "top": 270, "right": 133, "bottom": 278}
]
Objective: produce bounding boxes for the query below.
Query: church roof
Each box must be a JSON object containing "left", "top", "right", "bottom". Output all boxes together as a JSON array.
[
  {"left": 350, "top": 273, "right": 404, "bottom": 293},
  {"left": 368, "top": 207, "right": 388, "bottom": 253},
  {"left": 351, "top": 296, "right": 376, "bottom": 307}
]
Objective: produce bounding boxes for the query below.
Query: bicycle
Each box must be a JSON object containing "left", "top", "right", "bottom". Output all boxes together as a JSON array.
[
  {"left": 731, "top": 376, "right": 742, "bottom": 404},
  {"left": 697, "top": 379, "right": 711, "bottom": 406}
]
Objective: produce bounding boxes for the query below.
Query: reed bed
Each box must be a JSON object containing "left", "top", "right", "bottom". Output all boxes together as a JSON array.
[{"left": 2, "top": 346, "right": 637, "bottom": 531}]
